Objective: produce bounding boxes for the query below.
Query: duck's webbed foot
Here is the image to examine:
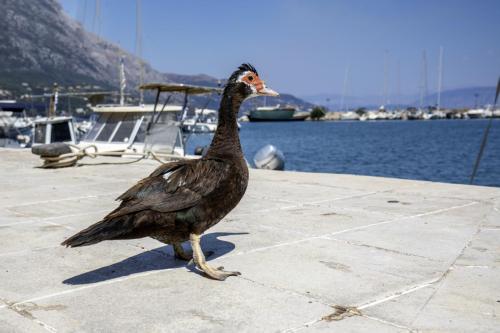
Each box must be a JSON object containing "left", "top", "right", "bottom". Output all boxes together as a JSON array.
[
  {"left": 173, "top": 242, "right": 192, "bottom": 261},
  {"left": 190, "top": 233, "right": 241, "bottom": 281}
]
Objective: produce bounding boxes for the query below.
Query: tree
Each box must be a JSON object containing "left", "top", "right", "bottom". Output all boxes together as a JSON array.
[{"left": 310, "top": 106, "right": 326, "bottom": 120}]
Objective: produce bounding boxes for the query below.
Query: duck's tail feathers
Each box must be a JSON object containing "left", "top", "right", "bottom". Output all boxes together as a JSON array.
[{"left": 61, "top": 216, "right": 132, "bottom": 247}]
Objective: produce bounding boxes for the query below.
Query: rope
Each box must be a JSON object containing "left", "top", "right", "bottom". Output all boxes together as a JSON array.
[
  {"left": 39, "top": 144, "right": 100, "bottom": 168},
  {"left": 36, "top": 144, "right": 195, "bottom": 169}
]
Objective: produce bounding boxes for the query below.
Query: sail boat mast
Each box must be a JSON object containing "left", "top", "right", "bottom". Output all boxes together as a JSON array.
[
  {"left": 383, "top": 50, "right": 389, "bottom": 107},
  {"left": 340, "top": 65, "right": 350, "bottom": 112},
  {"left": 119, "top": 55, "right": 126, "bottom": 106},
  {"left": 419, "top": 50, "right": 428, "bottom": 109},
  {"left": 396, "top": 60, "right": 400, "bottom": 106},
  {"left": 135, "top": 0, "right": 144, "bottom": 104},
  {"left": 437, "top": 46, "right": 444, "bottom": 111}
]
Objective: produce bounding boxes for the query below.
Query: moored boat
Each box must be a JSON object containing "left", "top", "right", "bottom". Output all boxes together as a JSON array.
[
  {"left": 80, "top": 103, "right": 185, "bottom": 156},
  {"left": 340, "top": 111, "right": 360, "bottom": 121},
  {"left": 248, "top": 105, "right": 306, "bottom": 122},
  {"left": 467, "top": 108, "right": 485, "bottom": 119}
]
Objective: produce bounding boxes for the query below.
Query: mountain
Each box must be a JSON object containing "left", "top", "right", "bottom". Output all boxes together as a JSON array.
[
  {"left": 0, "top": 0, "right": 312, "bottom": 112},
  {"left": 300, "top": 93, "right": 389, "bottom": 110},
  {"left": 302, "top": 86, "right": 497, "bottom": 110},
  {"left": 416, "top": 87, "right": 497, "bottom": 109}
]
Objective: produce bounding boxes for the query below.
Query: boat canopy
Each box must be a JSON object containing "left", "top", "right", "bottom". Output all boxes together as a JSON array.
[
  {"left": 91, "top": 104, "right": 182, "bottom": 113},
  {"left": 139, "top": 83, "right": 222, "bottom": 95}
]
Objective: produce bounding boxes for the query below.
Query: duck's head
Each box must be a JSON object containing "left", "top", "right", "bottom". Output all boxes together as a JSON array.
[{"left": 226, "top": 63, "right": 279, "bottom": 100}]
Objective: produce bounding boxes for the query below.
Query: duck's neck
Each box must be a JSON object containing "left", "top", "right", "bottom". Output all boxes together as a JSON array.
[{"left": 205, "top": 91, "right": 243, "bottom": 159}]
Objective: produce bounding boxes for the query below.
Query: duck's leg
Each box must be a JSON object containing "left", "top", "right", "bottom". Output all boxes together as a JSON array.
[
  {"left": 173, "top": 242, "right": 192, "bottom": 261},
  {"left": 189, "top": 233, "right": 240, "bottom": 281}
]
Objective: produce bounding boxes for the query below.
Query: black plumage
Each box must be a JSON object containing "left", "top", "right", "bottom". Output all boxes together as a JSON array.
[{"left": 62, "top": 64, "right": 278, "bottom": 280}]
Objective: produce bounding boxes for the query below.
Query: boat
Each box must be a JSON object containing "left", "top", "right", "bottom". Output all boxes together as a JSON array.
[
  {"left": 340, "top": 111, "right": 360, "bottom": 121},
  {"left": 79, "top": 83, "right": 222, "bottom": 158},
  {"left": 483, "top": 105, "right": 494, "bottom": 118},
  {"left": 32, "top": 116, "right": 77, "bottom": 146},
  {"left": 181, "top": 108, "right": 218, "bottom": 133},
  {"left": 80, "top": 103, "right": 185, "bottom": 156},
  {"left": 467, "top": 108, "right": 485, "bottom": 119},
  {"left": 389, "top": 110, "right": 403, "bottom": 120},
  {"left": 247, "top": 105, "right": 307, "bottom": 122},
  {"left": 407, "top": 108, "right": 423, "bottom": 120},
  {"left": 365, "top": 106, "right": 388, "bottom": 121},
  {"left": 492, "top": 109, "right": 500, "bottom": 118},
  {"left": 423, "top": 109, "right": 446, "bottom": 120},
  {"left": 366, "top": 110, "right": 379, "bottom": 121},
  {"left": 0, "top": 100, "right": 33, "bottom": 147},
  {"left": 377, "top": 111, "right": 389, "bottom": 120},
  {"left": 29, "top": 80, "right": 222, "bottom": 169},
  {"left": 431, "top": 110, "right": 447, "bottom": 119},
  {"left": 28, "top": 85, "right": 116, "bottom": 147}
]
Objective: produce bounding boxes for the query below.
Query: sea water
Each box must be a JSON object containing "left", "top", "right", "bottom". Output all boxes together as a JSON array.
[{"left": 187, "top": 119, "right": 500, "bottom": 187}]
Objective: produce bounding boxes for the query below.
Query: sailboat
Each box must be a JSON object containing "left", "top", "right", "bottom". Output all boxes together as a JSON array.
[
  {"left": 423, "top": 47, "right": 446, "bottom": 120},
  {"left": 339, "top": 66, "right": 360, "bottom": 121}
]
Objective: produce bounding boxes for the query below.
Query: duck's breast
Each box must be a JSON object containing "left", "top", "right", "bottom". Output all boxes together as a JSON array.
[{"left": 189, "top": 160, "right": 248, "bottom": 234}]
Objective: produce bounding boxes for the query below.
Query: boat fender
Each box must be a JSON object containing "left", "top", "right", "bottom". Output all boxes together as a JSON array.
[
  {"left": 31, "top": 142, "right": 72, "bottom": 157},
  {"left": 253, "top": 144, "right": 285, "bottom": 171},
  {"left": 194, "top": 145, "right": 209, "bottom": 156}
]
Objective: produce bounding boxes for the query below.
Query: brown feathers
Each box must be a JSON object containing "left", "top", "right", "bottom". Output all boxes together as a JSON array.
[{"left": 62, "top": 64, "right": 253, "bottom": 248}]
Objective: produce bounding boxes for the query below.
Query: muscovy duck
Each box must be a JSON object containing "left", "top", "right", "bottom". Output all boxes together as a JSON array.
[{"left": 62, "top": 64, "right": 278, "bottom": 280}]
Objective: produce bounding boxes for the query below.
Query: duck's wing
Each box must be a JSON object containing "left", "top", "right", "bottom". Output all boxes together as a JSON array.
[
  {"left": 62, "top": 159, "right": 229, "bottom": 247},
  {"left": 107, "top": 158, "right": 230, "bottom": 219}
]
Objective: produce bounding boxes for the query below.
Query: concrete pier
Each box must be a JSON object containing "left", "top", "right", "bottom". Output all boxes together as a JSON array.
[{"left": 1, "top": 148, "right": 499, "bottom": 332}]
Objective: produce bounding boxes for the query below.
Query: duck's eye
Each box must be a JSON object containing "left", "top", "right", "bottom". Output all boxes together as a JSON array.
[{"left": 247, "top": 75, "right": 254, "bottom": 81}]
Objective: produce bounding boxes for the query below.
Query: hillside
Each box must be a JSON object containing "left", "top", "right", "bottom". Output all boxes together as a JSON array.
[
  {"left": 302, "top": 86, "right": 496, "bottom": 110},
  {"left": 417, "top": 86, "right": 497, "bottom": 108},
  {"left": 0, "top": 0, "right": 312, "bottom": 111}
]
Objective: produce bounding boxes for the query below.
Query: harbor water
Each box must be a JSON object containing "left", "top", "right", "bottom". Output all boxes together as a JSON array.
[{"left": 187, "top": 119, "right": 500, "bottom": 187}]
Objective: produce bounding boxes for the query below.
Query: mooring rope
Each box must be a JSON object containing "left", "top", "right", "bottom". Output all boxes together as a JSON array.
[{"left": 37, "top": 144, "right": 192, "bottom": 168}]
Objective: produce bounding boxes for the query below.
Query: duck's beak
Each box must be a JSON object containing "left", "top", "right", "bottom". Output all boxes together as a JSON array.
[{"left": 257, "top": 82, "right": 279, "bottom": 97}]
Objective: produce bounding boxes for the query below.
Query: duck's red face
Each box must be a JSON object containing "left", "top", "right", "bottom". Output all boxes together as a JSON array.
[{"left": 237, "top": 71, "right": 279, "bottom": 98}]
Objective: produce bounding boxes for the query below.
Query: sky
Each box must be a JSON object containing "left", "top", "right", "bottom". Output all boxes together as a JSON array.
[{"left": 59, "top": 0, "right": 500, "bottom": 98}]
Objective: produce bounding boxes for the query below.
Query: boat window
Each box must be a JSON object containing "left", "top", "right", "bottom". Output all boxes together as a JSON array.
[
  {"left": 134, "top": 118, "right": 148, "bottom": 143},
  {"left": 51, "top": 122, "right": 72, "bottom": 142},
  {"left": 83, "top": 114, "right": 106, "bottom": 141},
  {"left": 34, "top": 124, "right": 46, "bottom": 144},
  {"left": 112, "top": 115, "right": 138, "bottom": 143},
  {"left": 95, "top": 114, "right": 121, "bottom": 142}
]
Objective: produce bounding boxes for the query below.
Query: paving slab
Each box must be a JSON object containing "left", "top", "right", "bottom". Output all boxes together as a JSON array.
[
  {"left": 20, "top": 269, "right": 332, "bottom": 333},
  {"left": 298, "top": 315, "right": 410, "bottom": 332},
  {"left": 1, "top": 148, "right": 499, "bottom": 332}
]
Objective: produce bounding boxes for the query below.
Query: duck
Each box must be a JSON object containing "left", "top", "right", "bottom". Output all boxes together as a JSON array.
[{"left": 62, "top": 64, "right": 279, "bottom": 280}]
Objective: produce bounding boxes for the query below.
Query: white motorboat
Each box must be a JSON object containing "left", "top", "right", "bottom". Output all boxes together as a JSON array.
[
  {"left": 0, "top": 100, "right": 33, "bottom": 146},
  {"left": 340, "top": 111, "right": 360, "bottom": 121},
  {"left": 424, "top": 110, "right": 446, "bottom": 120},
  {"left": 182, "top": 108, "right": 218, "bottom": 133},
  {"left": 407, "top": 108, "right": 423, "bottom": 120},
  {"left": 80, "top": 83, "right": 222, "bottom": 158},
  {"left": 467, "top": 109, "right": 485, "bottom": 119},
  {"left": 80, "top": 104, "right": 185, "bottom": 156},
  {"left": 366, "top": 110, "right": 379, "bottom": 120}
]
